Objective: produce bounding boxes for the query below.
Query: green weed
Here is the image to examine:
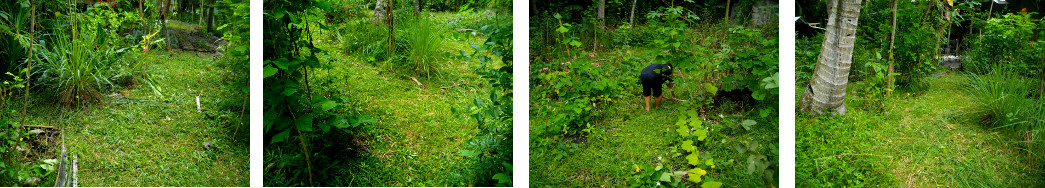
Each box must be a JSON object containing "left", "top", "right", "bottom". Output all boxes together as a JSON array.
[{"left": 398, "top": 14, "right": 447, "bottom": 77}]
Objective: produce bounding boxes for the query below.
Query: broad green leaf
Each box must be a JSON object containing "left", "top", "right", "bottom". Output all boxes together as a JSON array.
[
  {"left": 460, "top": 149, "right": 480, "bottom": 157},
  {"left": 492, "top": 173, "right": 511, "bottom": 185},
  {"left": 676, "top": 125, "right": 690, "bottom": 136},
  {"left": 271, "top": 129, "right": 290, "bottom": 144},
  {"left": 681, "top": 140, "right": 695, "bottom": 152},
  {"left": 704, "top": 83, "right": 718, "bottom": 94},
  {"left": 318, "top": 100, "right": 338, "bottom": 112},
  {"left": 705, "top": 159, "right": 714, "bottom": 167},
  {"left": 263, "top": 66, "right": 278, "bottom": 77},
  {"left": 315, "top": 1, "right": 331, "bottom": 10},
  {"left": 689, "top": 119, "right": 702, "bottom": 128},
  {"left": 686, "top": 152, "right": 701, "bottom": 165},
  {"left": 333, "top": 117, "right": 351, "bottom": 129},
  {"left": 694, "top": 129, "right": 708, "bottom": 141},
  {"left": 659, "top": 172, "right": 672, "bottom": 182},
  {"left": 742, "top": 119, "right": 757, "bottom": 130},
  {"left": 687, "top": 168, "right": 706, "bottom": 182},
  {"left": 282, "top": 88, "right": 297, "bottom": 96},
  {"left": 569, "top": 40, "right": 582, "bottom": 47},
  {"left": 701, "top": 181, "right": 723, "bottom": 188},
  {"left": 296, "top": 114, "right": 313, "bottom": 131},
  {"left": 556, "top": 26, "right": 568, "bottom": 33}
]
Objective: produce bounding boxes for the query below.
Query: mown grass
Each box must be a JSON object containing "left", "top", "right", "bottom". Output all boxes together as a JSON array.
[
  {"left": 529, "top": 47, "right": 779, "bottom": 187},
  {"left": 263, "top": 11, "right": 507, "bottom": 186},
  {"left": 797, "top": 72, "right": 1044, "bottom": 187},
  {"left": 9, "top": 50, "right": 249, "bottom": 186}
]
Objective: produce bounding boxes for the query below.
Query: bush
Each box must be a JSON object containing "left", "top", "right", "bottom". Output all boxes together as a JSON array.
[{"left": 965, "top": 13, "right": 1045, "bottom": 77}]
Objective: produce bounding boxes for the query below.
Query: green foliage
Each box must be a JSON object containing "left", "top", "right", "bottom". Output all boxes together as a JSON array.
[
  {"left": 398, "top": 14, "right": 447, "bottom": 77},
  {"left": 966, "top": 67, "right": 1044, "bottom": 151},
  {"left": 336, "top": 19, "right": 391, "bottom": 62},
  {"left": 796, "top": 115, "right": 894, "bottom": 187},
  {"left": 965, "top": 13, "right": 1045, "bottom": 77},
  {"left": 218, "top": 0, "right": 251, "bottom": 97},
  {"left": 856, "top": 0, "right": 944, "bottom": 87},
  {"left": 630, "top": 111, "right": 726, "bottom": 188},
  {"left": 33, "top": 22, "right": 130, "bottom": 106},
  {"left": 263, "top": 0, "right": 376, "bottom": 186},
  {"left": 453, "top": 17, "right": 513, "bottom": 186}
]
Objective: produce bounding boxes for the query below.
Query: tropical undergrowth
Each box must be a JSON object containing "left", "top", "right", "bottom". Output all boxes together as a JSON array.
[
  {"left": 451, "top": 14, "right": 514, "bottom": 186},
  {"left": 966, "top": 67, "right": 1045, "bottom": 161},
  {"left": 529, "top": 4, "right": 779, "bottom": 187},
  {"left": 263, "top": 0, "right": 376, "bottom": 186}
]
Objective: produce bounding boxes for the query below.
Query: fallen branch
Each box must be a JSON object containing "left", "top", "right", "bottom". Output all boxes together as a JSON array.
[
  {"left": 410, "top": 77, "right": 425, "bottom": 89},
  {"left": 23, "top": 125, "right": 57, "bottom": 129}
]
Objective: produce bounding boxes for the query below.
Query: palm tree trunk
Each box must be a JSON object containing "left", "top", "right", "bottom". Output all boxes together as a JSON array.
[
  {"left": 799, "top": 0, "right": 864, "bottom": 115},
  {"left": 629, "top": 0, "right": 637, "bottom": 25}
]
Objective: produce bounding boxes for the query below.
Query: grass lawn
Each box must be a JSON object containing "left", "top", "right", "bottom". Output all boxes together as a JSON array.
[
  {"left": 14, "top": 50, "right": 249, "bottom": 186},
  {"left": 797, "top": 72, "right": 1045, "bottom": 187},
  {"left": 529, "top": 47, "right": 779, "bottom": 187},
  {"left": 261, "top": 11, "right": 506, "bottom": 186}
]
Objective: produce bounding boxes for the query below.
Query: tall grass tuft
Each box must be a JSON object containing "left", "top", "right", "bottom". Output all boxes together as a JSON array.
[
  {"left": 398, "top": 14, "right": 446, "bottom": 77},
  {"left": 966, "top": 67, "right": 1045, "bottom": 158},
  {"left": 34, "top": 24, "right": 127, "bottom": 106}
]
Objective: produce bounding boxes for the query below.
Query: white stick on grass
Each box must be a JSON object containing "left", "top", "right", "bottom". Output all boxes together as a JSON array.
[{"left": 196, "top": 96, "right": 201, "bottom": 112}]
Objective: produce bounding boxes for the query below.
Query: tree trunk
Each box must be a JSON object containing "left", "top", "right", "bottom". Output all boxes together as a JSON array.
[
  {"left": 598, "top": 0, "right": 605, "bottom": 29},
  {"left": 725, "top": 0, "right": 731, "bottom": 22},
  {"left": 373, "top": 0, "right": 388, "bottom": 23},
  {"left": 798, "top": 0, "right": 864, "bottom": 115},
  {"left": 205, "top": 0, "right": 215, "bottom": 33},
  {"left": 887, "top": 0, "right": 896, "bottom": 96},
  {"left": 629, "top": 0, "right": 637, "bottom": 25},
  {"left": 162, "top": 0, "right": 171, "bottom": 50}
]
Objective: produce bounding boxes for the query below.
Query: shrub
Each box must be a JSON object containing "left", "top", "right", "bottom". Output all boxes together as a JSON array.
[
  {"left": 965, "top": 13, "right": 1045, "bottom": 77},
  {"left": 34, "top": 23, "right": 128, "bottom": 106}
]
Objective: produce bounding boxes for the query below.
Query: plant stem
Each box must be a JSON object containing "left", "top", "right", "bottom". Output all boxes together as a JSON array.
[
  {"left": 287, "top": 106, "right": 314, "bottom": 186},
  {"left": 22, "top": 0, "right": 35, "bottom": 124}
]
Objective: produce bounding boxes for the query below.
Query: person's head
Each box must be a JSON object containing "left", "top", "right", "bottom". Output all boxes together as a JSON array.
[{"left": 662, "top": 63, "right": 674, "bottom": 76}]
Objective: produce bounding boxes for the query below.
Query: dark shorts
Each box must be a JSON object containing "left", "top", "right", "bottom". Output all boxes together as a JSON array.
[{"left": 641, "top": 76, "right": 662, "bottom": 97}]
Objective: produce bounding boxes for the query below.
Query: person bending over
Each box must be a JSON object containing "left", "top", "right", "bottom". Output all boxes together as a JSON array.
[{"left": 640, "top": 63, "right": 676, "bottom": 111}]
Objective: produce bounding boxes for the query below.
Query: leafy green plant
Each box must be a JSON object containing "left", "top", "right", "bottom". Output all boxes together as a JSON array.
[
  {"left": 453, "top": 16, "right": 513, "bottom": 186},
  {"left": 263, "top": 0, "right": 377, "bottom": 186},
  {"left": 629, "top": 111, "right": 723, "bottom": 188},
  {"left": 34, "top": 22, "right": 129, "bottom": 106},
  {"left": 966, "top": 12, "right": 1045, "bottom": 77}
]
